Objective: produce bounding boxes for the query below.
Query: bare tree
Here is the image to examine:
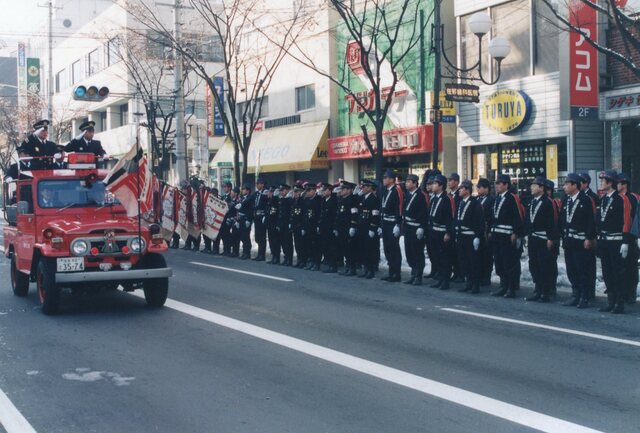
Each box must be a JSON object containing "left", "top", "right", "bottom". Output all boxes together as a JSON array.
[
  {"left": 107, "top": 32, "right": 200, "bottom": 180},
  {"left": 0, "top": 96, "right": 47, "bottom": 173},
  {"left": 262, "top": 0, "right": 429, "bottom": 182},
  {"left": 539, "top": 0, "right": 640, "bottom": 78},
  {"left": 126, "top": 0, "right": 311, "bottom": 185}
]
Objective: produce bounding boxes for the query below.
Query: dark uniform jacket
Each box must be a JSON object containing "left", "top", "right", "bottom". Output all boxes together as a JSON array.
[
  {"left": 455, "top": 197, "right": 485, "bottom": 238},
  {"left": 335, "top": 194, "right": 358, "bottom": 234},
  {"left": 238, "top": 193, "right": 254, "bottom": 224},
  {"left": 65, "top": 138, "right": 106, "bottom": 156},
  {"left": 561, "top": 192, "right": 596, "bottom": 247},
  {"left": 303, "top": 195, "right": 321, "bottom": 233},
  {"left": 319, "top": 195, "right": 337, "bottom": 235},
  {"left": 252, "top": 189, "right": 268, "bottom": 222},
  {"left": 526, "top": 195, "right": 560, "bottom": 241},
  {"left": 381, "top": 185, "right": 403, "bottom": 226},
  {"left": 358, "top": 192, "right": 381, "bottom": 233},
  {"left": 428, "top": 192, "right": 455, "bottom": 236},
  {"left": 290, "top": 196, "right": 305, "bottom": 231},
  {"left": 490, "top": 192, "right": 524, "bottom": 237},
  {"left": 226, "top": 196, "right": 240, "bottom": 226},
  {"left": 477, "top": 194, "right": 496, "bottom": 235},
  {"left": 22, "top": 134, "right": 58, "bottom": 158},
  {"left": 597, "top": 191, "right": 632, "bottom": 243},
  {"left": 403, "top": 189, "right": 428, "bottom": 230},
  {"left": 266, "top": 195, "right": 279, "bottom": 228},
  {"left": 277, "top": 195, "right": 292, "bottom": 232}
]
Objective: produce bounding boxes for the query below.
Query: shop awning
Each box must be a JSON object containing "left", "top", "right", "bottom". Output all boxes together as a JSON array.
[{"left": 209, "top": 120, "right": 329, "bottom": 173}]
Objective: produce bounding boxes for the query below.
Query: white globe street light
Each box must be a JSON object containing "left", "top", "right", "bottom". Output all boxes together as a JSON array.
[
  {"left": 488, "top": 37, "right": 511, "bottom": 61},
  {"left": 468, "top": 12, "right": 492, "bottom": 36}
]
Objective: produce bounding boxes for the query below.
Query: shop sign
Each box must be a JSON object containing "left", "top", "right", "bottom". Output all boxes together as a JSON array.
[
  {"left": 605, "top": 93, "right": 640, "bottom": 112},
  {"left": 26, "top": 58, "right": 40, "bottom": 94},
  {"left": 569, "top": 0, "right": 599, "bottom": 119},
  {"left": 345, "top": 87, "right": 408, "bottom": 114},
  {"left": 206, "top": 77, "right": 225, "bottom": 137},
  {"left": 445, "top": 83, "right": 480, "bottom": 103},
  {"left": 328, "top": 125, "right": 441, "bottom": 160},
  {"left": 482, "top": 89, "right": 532, "bottom": 134},
  {"left": 428, "top": 91, "right": 456, "bottom": 123}
]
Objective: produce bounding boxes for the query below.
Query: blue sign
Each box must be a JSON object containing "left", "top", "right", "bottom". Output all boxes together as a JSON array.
[{"left": 213, "top": 76, "right": 225, "bottom": 137}]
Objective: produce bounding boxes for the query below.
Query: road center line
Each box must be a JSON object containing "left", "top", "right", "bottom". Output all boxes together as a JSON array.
[
  {"left": 0, "top": 386, "right": 38, "bottom": 433},
  {"left": 190, "top": 261, "right": 294, "bottom": 282},
  {"left": 134, "top": 293, "right": 603, "bottom": 433},
  {"left": 441, "top": 308, "right": 640, "bottom": 348}
]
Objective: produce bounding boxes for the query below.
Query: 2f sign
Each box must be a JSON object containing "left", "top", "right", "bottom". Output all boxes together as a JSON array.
[{"left": 568, "top": 0, "right": 599, "bottom": 119}]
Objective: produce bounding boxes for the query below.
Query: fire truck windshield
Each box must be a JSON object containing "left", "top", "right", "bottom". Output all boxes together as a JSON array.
[{"left": 38, "top": 180, "right": 119, "bottom": 209}]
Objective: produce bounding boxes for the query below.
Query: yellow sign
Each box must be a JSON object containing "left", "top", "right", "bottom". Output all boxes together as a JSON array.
[
  {"left": 491, "top": 153, "right": 498, "bottom": 170},
  {"left": 546, "top": 144, "right": 558, "bottom": 180},
  {"left": 482, "top": 89, "right": 532, "bottom": 134},
  {"left": 429, "top": 91, "right": 456, "bottom": 117}
]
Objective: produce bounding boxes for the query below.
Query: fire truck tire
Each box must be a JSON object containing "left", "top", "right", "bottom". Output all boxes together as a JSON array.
[
  {"left": 141, "top": 253, "right": 168, "bottom": 308},
  {"left": 37, "top": 259, "right": 61, "bottom": 315},
  {"left": 11, "top": 255, "right": 30, "bottom": 297}
]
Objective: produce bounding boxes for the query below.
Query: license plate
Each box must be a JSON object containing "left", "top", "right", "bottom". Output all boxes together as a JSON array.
[{"left": 57, "top": 257, "right": 85, "bottom": 272}]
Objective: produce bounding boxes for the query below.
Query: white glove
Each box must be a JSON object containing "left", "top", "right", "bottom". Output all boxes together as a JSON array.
[
  {"left": 368, "top": 230, "right": 375, "bottom": 239},
  {"left": 620, "top": 243, "right": 629, "bottom": 259},
  {"left": 333, "top": 229, "right": 339, "bottom": 237},
  {"left": 53, "top": 152, "right": 62, "bottom": 160},
  {"left": 516, "top": 239, "right": 522, "bottom": 250},
  {"left": 393, "top": 225, "right": 400, "bottom": 238},
  {"left": 103, "top": 154, "right": 110, "bottom": 161},
  {"left": 234, "top": 222, "right": 240, "bottom": 229},
  {"left": 261, "top": 217, "right": 265, "bottom": 224},
  {"left": 416, "top": 228, "right": 424, "bottom": 240},
  {"left": 377, "top": 227, "right": 382, "bottom": 236},
  {"left": 349, "top": 228, "right": 356, "bottom": 238},
  {"left": 317, "top": 227, "right": 320, "bottom": 234},
  {"left": 245, "top": 221, "right": 251, "bottom": 228},
  {"left": 301, "top": 229, "right": 306, "bottom": 236},
  {"left": 473, "top": 237, "right": 480, "bottom": 251},
  {"left": 637, "top": 239, "right": 640, "bottom": 250},
  {"left": 288, "top": 224, "right": 292, "bottom": 230},
  {"left": 235, "top": 203, "right": 241, "bottom": 210}
]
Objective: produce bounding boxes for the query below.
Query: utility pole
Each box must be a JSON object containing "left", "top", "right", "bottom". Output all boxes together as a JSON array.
[
  {"left": 173, "top": 0, "right": 187, "bottom": 184},
  {"left": 419, "top": 9, "right": 426, "bottom": 126},
  {"left": 431, "top": 0, "right": 441, "bottom": 170},
  {"left": 48, "top": 0, "right": 54, "bottom": 129}
]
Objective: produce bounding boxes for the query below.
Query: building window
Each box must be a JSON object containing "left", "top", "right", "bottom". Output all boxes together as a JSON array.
[
  {"left": 236, "top": 96, "right": 269, "bottom": 122},
  {"left": 184, "top": 34, "right": 224, "bottom": 62},
  {"left": 106, "top": 37, "right": 121, "bottom": 67},
  {"left": 55, "top": 69, "right": 67, "bottom": 93},
  {"left": 120, "top": 103, "right": 129, "bottom": 125},
  {"left": 295, "top": 84, "right": 315, "bottom": 111},
  {"left": 186, "top": 100, "right": 206, "bottom": 119},
  {"left": 146, "top": 30, "right": 171, "bottom": 59},
  {"left": 71, "top": 60, "right": 83, "bottom": 85},
  {"left": 87, "top": 48, "right": 102, "bottom": 76},
  {"left": 534, "top": 0, "right": 559, "bottom": 74},
  {"left": 491, "top": 0, "right": 531, "bottom": 81},
  {"left": 98, "top": 111, "right": 107, "bottom": 132}
]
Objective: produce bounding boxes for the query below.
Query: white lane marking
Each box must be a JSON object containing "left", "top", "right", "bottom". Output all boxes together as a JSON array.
[
  {"left": 190, "top": 261, "right": 293, "bottom": 282},
  {"left": 131, "top": 293, "right": 603, "bottom": 433},
  {"left": 0, "top": 386, "right": 38, "bottom": 433},
  {"left": 441, "top": 308, "right": 640, "bottom": 348}
]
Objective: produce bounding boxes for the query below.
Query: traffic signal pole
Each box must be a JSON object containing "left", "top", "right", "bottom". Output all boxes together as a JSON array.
[{"left": 173, "top": 0, "right": 187, "bottom": 184}]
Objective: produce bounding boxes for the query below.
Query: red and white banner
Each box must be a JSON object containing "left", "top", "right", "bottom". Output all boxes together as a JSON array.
[
  {"left": 103, "top": 143, "right": 154, "bottom": 218},
  {"left": 328, "top": 125, "right": 441, "bottom": 161},
  {"left": 176, "top": 191, "right": 189, "bottom": 240},
  {"left": 202, "top": 191, "right": 229, "bottom": 240},
  {"left": 160, "top": 186, "right": 177, "bottom": 240},
  {"left": 568, "top": 0, "right": 599, "bottom": 119}
]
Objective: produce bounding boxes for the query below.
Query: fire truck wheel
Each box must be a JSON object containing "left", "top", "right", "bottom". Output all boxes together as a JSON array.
[
  {"left": 37, "top": 259, "right": 61, "bottom": 315},
  {"left": 141, "top": 253, "right": 168, "bottom": 308},
  {"left": 11, "top": 255, "right": 30, "bottom": 297}
]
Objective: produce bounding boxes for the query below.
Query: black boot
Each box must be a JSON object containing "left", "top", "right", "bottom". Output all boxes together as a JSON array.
[
  {"left": 439, "top": 279, "right": 450, "bottom": 290},
  {"left": 611, "top": 299, "right": 625, "bottom": 314},
  {"left": 470, "top": 284, "right": 480, "bottom": 294},
  {"left": 404, "top": 269, "right": 417, "bottom": 285},
  {"left": 526, "top": 292, "right": 542, "bottom": 302},
  {"left": 503, "top": 288, "right": 516, "bottom": 298},
  {"left": 491, "top": 287, "right": 508, "bottom": 297},
  {"left": 389, "top": 273, "right": 401, "bottom": 282},
  {"left": 459, "top": 282, "right": 472, "bottom": 293},
  {"left": 576, "top": 298, "right": 590, "bottom": 309},
  {"left": 563, "top": 297, "right": 580, "bottom": 307},
  {"left": 430, "top": 278, "right": 443, "bottom": 289},
  {"left": 412, "top": 275, "right": 422, "bottom": 286}
]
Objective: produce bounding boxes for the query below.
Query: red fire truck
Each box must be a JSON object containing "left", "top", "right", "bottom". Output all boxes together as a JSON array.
[{"left": 2, "top": 153, "right": 172, "bottom": 314}]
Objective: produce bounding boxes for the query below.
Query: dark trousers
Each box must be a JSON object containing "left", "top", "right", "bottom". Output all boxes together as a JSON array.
[
  {"left": 564, "top": 242, "right": 594, "bottom": 300},
  {"left": 339, "top": 231, "right": 358, "bottom": 269},
  {"left": 254, "top": 219, "right": 267, "bottom": 257},
  {"left": 220, "top": 223, "right": 232, "bottom": 254},
  {"left": 293, "top": 229, "right": 306, "bottom": 263},
  {"left": 404, "top": 226, "right": 425, "bottom": 275},
  {"left": 492, "top": 234, "right": 520, "bottom": 291},
  {"left": 320, "top": 229, "right": 336, "bottom": 266},
  {"left": 229, "top": 225, "right": 240, "bottom": 255},
  {"left": 171, "top": 233, "right": 180, "bottom": 248},
  {"left": 528, "top": 237, "right": 556, "bottom": 297},
  {"left": 451, "top": 233, "right": 461, "bottom": 277},
  {"left": 624, "top": 241, "right": 639, "bottom": 301},
  {"left": 267, "top": 225, "right": 280, "bottom": 259},
  {"left": 202, "top": 235, "right": 212, "bottom": 251},
  {"left": 382, "top": 222, "right": 402, "bottom": 275},
  {"left": 456, "top": 235, "right": 481, "bottom": 287},
  {"left": 303, "top": 231, "right": 320, "bottom": 265},
  {"left": 481, "top": 237, "right": 493, "bottom": 283},
  {"left": 598, "top": 240, "right": 626, "bottom": 305},
  {"left": 280, "top": 229, "right": 293, "bottom": 262},
  {"left": 428, "top": 231, "right": 452, "bottom": 281},
  {"left": 239, "top": 223, "right": 252, "bottom": 256},
  {"left": 358, "top": 230, "right": 378, "bottom": 271},
  {"left": 426, "top": 236, "right": 437, "bottom": 275}
]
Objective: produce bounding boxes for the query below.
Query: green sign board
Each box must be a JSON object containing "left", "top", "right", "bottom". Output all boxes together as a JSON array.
[{"left": 26, "top": 58, "right": 40, "bottom": 95}]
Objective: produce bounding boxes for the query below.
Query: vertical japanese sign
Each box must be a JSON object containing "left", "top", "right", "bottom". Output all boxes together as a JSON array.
[
  {"left": 569, "top": 0, "right": 599, "bottom": 119},
  {"left": 17, "top": 43, "right": 26, "bottom": 103},
  {"left": 26, "top": 58, "right": 41, "bottom": 95},
  {"left": 206, "top": 77, "right": 225, "bottom": 137}
]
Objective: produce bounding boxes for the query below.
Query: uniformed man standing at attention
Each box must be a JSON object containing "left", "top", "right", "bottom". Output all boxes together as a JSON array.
[
  {"left": 428, "top": 174, "right": 455, "bottom": 290},
  {"left": 357, "top": 179, "right": 381, "bottom": 279},
  {"left": 252, "top": 178, "right": 268, "bottom": 261},
  {"left": 265, "top": 186, "right": 281, "bottom": 264},
  {"left": 290, "top": 182, "right": 306, "bottom": 268},
  {"left": 525, "top": 177, "right": 560, "bottom": 303},
  {"left": 447, "top": 173, "right": 463, "bottom": 283},
  {"left": 302, "top": 183, "right": 322, "bottom": 271},
  {"left": 336, "top": 181, "right": 359, "bottom": 276},
  {"left": 402, "top": 174, "right": 427, "bottom": 286},
  {"left": 455, "top": 180, "right": 485, "bottom": 294},
  {"left": 615, "top": 173, "right": 639, "bottom": 304},
  {"left": 21, "top": 120, "right": 58, "bottom": 168},
  {"left": 276, "top": 184, "right": 293, "bottom": 266},
  {"left": 476, "top": 178, "right": 495, "bottom": 287},
  {"left": 318, "top": 183, "right": 338, "bottom": 273},
  {"left": 237, "top": 184, "right": 254, "bottom": 260},
  {"left": 380, "top": 170, "right": 403, "bottom": 282},
  {"left": 65, "top": 120, "right": 107, "bottom": 157},
  {"left": 579, "top": 172, "right": 599, "bottom": 301},
  {"left": 597, "top": 171, "right": 632, "bottom": 314},
  {"left": 544, "top": 179, "right": 561, "bottom": 295},
  {"left": 490, "top": 174, "right": 524, "bottom": 298}
]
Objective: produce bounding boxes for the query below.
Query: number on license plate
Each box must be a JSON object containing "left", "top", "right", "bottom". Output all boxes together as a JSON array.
[{"left": 57, "top": 257, "right": 85, "bottom": 272}]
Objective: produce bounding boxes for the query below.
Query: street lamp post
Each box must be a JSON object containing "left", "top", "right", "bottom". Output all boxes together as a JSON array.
[{"left": 431, "top": 3, "right": 511, "bottom": 169}]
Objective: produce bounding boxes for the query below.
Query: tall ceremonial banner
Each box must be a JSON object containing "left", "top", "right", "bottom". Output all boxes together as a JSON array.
[
  {"left": 160, "top": 185, "right": 177, "bottom": 240},
  {"left": 176, "top": 191, "right": 189, "bottom": 240},
  {"left": 202, "top": 190, "right": 229, "bottom": 240},
  {"left": 188, "top": 189, "right": 202, "bottom": 238},
  {"left": 103, "top": 143, "right": 154, "bottom": 218}
]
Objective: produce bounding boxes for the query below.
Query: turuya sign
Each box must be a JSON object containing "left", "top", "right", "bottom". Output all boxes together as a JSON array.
[{"left": 482, "top": 90, "right": 532, "bottom": 134}]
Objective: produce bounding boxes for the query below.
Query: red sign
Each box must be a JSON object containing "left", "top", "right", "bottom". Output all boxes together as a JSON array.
[
  {"left": 569, "top": 0, "right": 599, "bottom": 119},
  {"left": 328, "top": 125, "right": 442, "bottom": 161},
  {"left": 344, "top": 87, "right": 409, "bottom": 114},
  {"left": 346, "top": 41, "right": 366, "bottom": 75}
]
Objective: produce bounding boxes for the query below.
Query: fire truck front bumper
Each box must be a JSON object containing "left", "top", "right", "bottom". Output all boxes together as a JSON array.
[{"left": 55, "top": 268, "right": 173, "bottom": 284}]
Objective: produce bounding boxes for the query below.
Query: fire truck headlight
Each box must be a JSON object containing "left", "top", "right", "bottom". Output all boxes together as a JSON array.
[
  {"left": 129, "top": 237, "right": 146, "bottom": 253},
  {"left": 71, "top": 239, "right": 89, "bottom": 256}
]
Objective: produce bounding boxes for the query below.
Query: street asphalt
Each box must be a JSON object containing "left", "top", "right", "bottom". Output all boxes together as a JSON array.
[{"left": 0, "top": 238, "right": 639, "bottom": 433}]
